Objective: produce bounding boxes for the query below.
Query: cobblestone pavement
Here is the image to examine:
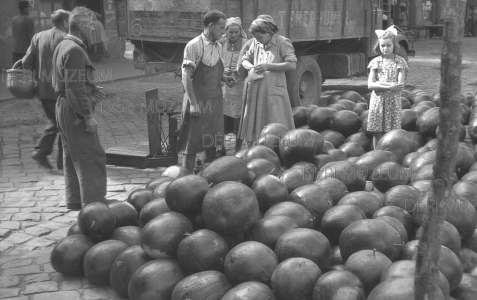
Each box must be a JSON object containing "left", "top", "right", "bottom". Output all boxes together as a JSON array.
[{"left": 1, "top": 36, "right": 477, "bottom": 300}]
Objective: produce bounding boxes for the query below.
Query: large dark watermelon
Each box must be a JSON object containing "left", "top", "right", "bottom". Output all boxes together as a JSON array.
[
  {"left": 316, "top": 161, "right": 367, "bottom": 192},
  {"left": 202, "top": 181, "right": 260, "bottom": 236},
  {"left": 375, "top": 129, "right": 413, "bottom": 164},
  {"left": 141, "top": 212, "right": 194, "bottom": 259},
  {"left": 83, "top": 240, "right": 129, "bottom": 285},
  {"left": 337, "top": 191, "right": 382, "bottom": 219},
  {"left": 271, "top": 257, "right": 322, "bottom": 300},
  {"left": 320, "top": 204, "right": 367, "bottom": 246},
  {"left": 177, "top": 229, "right": 229, "bottom": 274},
  {"left": 108, "top": 201, "right": 139, "bottom": 228},
  {"left": 110, "top": 245, "right": 153, "bottom": 298},
  {"left": 345, "top": 249, "right": 393, "bottom": 294},
  {"left": 201, "top": 156, "right": 249, "bottom": 186},
  {"left": 307, "top": 107, "right": 334, "bottom": 132},
  {"left": 245, "top": 215, "right": 298, "bottom": 249},
  {"left": 354, "top": 150, "right": 398, "bottom": 179},
  {"left": 77, "top": 202, "right": 116, "bottom": 240},
  {"left": 274, "top": 228, "right": 332, "bottom": 272},
  {"left": 314, "top": 178, "right": 349, "bottom": 205},
  {"left": 128, "top": 259, "right": 186, "bottom": 300},
  {"left": 288, "top": 184, "right": 333, "bottom": 227},
  {"left": 171, "top": 270, "right": 231, "bottom": 300},
  {"left": 312, "top": 270, "right": 365, "bottom": 300},
  {"left": 368, "top": 277, "right": 446, "bottom": 300},
  {"left": 330, "top": 110, "right": 361, "bottom": 137},
  {"left": 128, "top": 188, "right": 154, "bottom": 213},
  {"left": 221, "top": 282, "right": 277, "bottom": 300},
  {"left": 138, "top": 198, "right": 171, "bottom": 227},
  {"left": 251, "top": 174, "right": 288, "bottom": 212},
  {"left": 110, "top": 226, "right": 142, "bottom": 246},
  {"left": 279, "top": 129, "right": 318, "bottom": 167},
  {"left": 279, "top": 167, "right": 315, "bottom": 194},
  {"left": 416, "top": 107, "right": 440, "bottom": 138},
  {"left": 224, "top": 241, "right": 279, "bottom": 286},
  {"left": 164, "top": 175, "right": 210, "bottom": 217},
  {"left": 339, "top": 219, "right": 402, "bottom": 261},
  {"left": 264, "top": 202, "right": 315, "bottom": 229},
  {"left": 50, "top": 234, "right": 95, "bottom": 276}
]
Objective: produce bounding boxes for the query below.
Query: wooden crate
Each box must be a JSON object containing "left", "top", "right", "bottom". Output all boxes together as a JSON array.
[
  {"left": 105, "top": 88, "right": 180, "bottom": 169},
  {"left": 106, "top": 144, "right": 177, "bottom": 169}
]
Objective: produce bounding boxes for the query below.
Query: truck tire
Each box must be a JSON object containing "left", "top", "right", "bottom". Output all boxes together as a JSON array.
[
  {"left": 397, "top": 44, "right": 408, "bottom": 62},
  {"left": 286, "top": 56, "right": 322, "bottom": 107}
]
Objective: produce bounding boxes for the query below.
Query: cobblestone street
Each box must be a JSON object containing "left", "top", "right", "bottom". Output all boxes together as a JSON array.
[{"left": 1, "top": 36, "right": 477, "bottom": 300}]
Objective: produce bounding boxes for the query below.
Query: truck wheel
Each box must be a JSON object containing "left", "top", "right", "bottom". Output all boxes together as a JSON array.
[
  {"left": 286, "top": 56, "right": 322, "bottom": 107},
  {"left": 397, "top": 44, "right": 408, "bottom": 62}
]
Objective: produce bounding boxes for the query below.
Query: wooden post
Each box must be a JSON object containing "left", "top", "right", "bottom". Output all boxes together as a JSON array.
[
  {"left": 145, "top": 89, "right": 162, "bottom": 156},
  {"left": 414, "top": 1, "right": 467, "bottom": 299}
]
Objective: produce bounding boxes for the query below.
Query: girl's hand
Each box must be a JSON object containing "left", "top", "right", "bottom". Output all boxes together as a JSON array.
[
  {"left": 389, "top": 83, "right": 405, "bottom": 92},
  {"left": 254, "top": 63, "right": 270, "bottom": 74}
]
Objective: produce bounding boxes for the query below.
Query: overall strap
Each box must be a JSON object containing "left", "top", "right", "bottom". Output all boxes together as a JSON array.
[{"left": 199, "top": 35, "right": 205, "bottom": 65}]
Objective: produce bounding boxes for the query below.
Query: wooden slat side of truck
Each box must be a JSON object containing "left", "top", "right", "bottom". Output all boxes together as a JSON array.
[{"left": 116, "top": 0, "right": 413, "bottom": 107}]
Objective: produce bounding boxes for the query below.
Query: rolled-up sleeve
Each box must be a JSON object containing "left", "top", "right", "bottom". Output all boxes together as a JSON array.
[
  {"left": 242, "top": 40, "right": 255, "bottom": 65},
  {"left": 280, "top": 38, "right": 297, "bottom": 62},
  {"left": 182, "top": 41, "right": 200, "bottom": 72},
  {"left": 237, "top": 38, "right": 253, "bottom": 75}
]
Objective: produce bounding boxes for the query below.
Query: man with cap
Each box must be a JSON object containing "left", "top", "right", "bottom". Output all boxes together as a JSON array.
[
  {"left": 22, "top": 9, "right": 70, "bottom": 171},
  {"left": 52, "top": 6, "right": 106, "bottom": 210},
  {"left": 11, "top": 1, "right": 35, "bottom": 64}
]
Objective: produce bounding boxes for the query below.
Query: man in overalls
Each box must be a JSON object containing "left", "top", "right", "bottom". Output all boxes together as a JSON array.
[
  {"left": 178, "top": 10, "right": 236, "bottom": 172},
  {"left": 52, "top": 7, "right": 106, "bottom": 210}
]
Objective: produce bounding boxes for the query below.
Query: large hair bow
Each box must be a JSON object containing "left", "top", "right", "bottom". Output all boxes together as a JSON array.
[{"left": 375, "top": 25, "right": 398, "bottom": 38}]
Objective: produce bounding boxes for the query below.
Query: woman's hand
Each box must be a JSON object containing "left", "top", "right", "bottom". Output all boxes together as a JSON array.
[{"left": 254, "top": 63, "right": 270, "bottom": 74}]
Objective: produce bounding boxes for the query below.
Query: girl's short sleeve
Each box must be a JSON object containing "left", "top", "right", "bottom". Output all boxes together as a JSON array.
[
  {"left": 367, "top": 57, "right": 379, "bottom": 70},
  {"left": 280, "top": 37, "right": 297, "bottom": 62},
  {"left": 396, "top": 55, "right": 409, "bottom": 71}
]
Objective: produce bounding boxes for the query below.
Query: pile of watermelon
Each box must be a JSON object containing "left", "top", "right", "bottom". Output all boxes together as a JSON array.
[{"left": 50, "top": 89, "right": 477, "bottom": 300}]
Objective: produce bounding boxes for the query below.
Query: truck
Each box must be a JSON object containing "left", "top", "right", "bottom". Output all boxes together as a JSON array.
[{"left": 115, "top": 0, "right": 414, "bottom": 107}]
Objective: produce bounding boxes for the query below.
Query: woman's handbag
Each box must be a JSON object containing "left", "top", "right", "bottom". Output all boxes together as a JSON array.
[{"left": 6, "top": 60, "right": 37, "bottom": 99}]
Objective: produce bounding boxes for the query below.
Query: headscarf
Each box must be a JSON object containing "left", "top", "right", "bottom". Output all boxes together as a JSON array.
[
  {"left": 225, "top": 17, "right": 247, "bottom": 39},
  {"left": 249, "top": 15, "right": 279, "bottom": 34}
]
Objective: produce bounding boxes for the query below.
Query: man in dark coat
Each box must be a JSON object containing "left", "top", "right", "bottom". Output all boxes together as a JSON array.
[
  {"left": 52, "top": 7, "right": 106, "bottom": 210},
  {"left": 23, "top": 9, "right": 70, "bottom": 170},
  {"left": 11, "top": 1, "right": 35, "bottom": 64}
]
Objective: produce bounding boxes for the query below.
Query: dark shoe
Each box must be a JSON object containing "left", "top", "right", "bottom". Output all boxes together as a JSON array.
[
  {"left": 31, "top": 150, "right": 53, "bottom": 170},
  {"left": 66, "top": 202, "right": 82, "bottom": 210}
]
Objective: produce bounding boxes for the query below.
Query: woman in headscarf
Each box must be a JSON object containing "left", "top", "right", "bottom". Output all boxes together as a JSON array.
[
  {"left": 239, "top": 15, "right": 297, "bottom": 144},
  {"left": 220, "top": 17, "right": 248, "bottom": 153}
]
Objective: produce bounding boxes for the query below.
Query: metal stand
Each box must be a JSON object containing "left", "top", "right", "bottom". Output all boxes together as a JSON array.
[{"left": 105, "top": 88, "right": 180, "bottom": 169}]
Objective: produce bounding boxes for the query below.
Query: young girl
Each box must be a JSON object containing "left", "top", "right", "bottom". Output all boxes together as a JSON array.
[{"left": 367, "top": 26, "right": 409, "bottom": 148}]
